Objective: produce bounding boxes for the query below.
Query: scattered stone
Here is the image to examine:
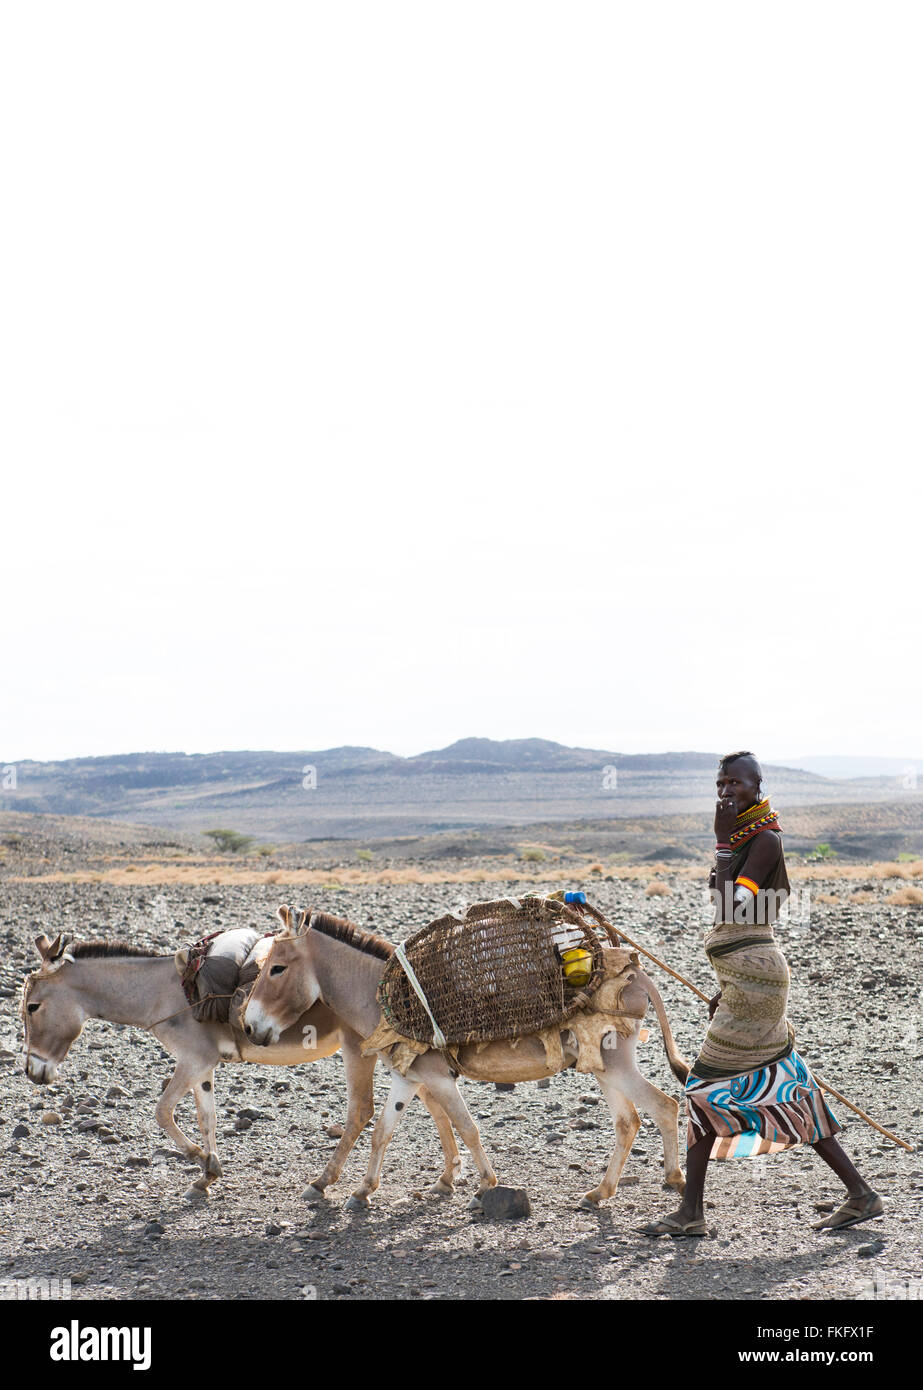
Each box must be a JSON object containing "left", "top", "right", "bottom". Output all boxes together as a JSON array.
[
  {"left": 40, "top": 1112, "right": 63, "bottom": 1126},
  {"left": 478, "top": 1186, "right": 531, "bottom": 1220},
  {"left": 857, "top": 1240, "right": 885, "bottom": 1258},
  {"left": 325, "top": 1125, "right": 344, "bottom": 1139},
  {"left": 70, "top": 1271, "right": 90, "bottom": 1285},
  {"left": 106, "top": 1086, "right": 127, "bottom": 1100},
  {"left": 125, "top": 1156, "right": 150, "bottom": 1168},
  {"left": 235, "top": 1117, "right": 252, "bottom": 1132},
  {"left": 12, "top": 1125, "right": 29, "bottom": 1139},
  {"left": 619, "top": 1175, "right": 640, "bottom": 1187},
  {"left": 265, "top": 1223, "right": 283, "bottom": 1236}
]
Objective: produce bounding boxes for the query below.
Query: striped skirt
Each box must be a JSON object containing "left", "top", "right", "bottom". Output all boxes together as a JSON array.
[
  {"left": 685, "top": 1049, "right": 841, "bottom": 1159},
  {"left": 692, "top": 933, "right": 793, "bottom": 1081}
]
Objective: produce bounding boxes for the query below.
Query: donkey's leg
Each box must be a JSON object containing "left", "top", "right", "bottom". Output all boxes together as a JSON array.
[
  {"left": 346, "top": 1071, "right": 422, "bottom": 1209},
  {"left": 155, "top": 1064, "right": 207, "bottom": 1161},
  {"left": 607, "top": 1031, "right": 685, "bottom": 1195},
  {"left": 580, "top": 1055, "right": 641, "bottom": 1208},
  {"left": 418, "top": 1085, "right": 462, "bottom": 1195},
  {"left": 189, "top": 1073, "right": 222, "bottom": 1192},
  {"left": 402, "top": 1057, "right": 498, "bottom": 1209},
  {"left": 304, "top": 1035, "right": 377, "bottom": 1203}
]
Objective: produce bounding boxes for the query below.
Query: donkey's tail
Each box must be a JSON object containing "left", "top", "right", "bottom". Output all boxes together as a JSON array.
[{"left": 635, "top": 968, "right": 690, "bottom": 1086}]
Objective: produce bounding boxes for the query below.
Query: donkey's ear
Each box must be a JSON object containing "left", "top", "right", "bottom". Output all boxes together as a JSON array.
[
  {"left": 46, "top": 933, "right": 66, "bottom": 961},
  {"left": 276, "top": 905, "right": 294, "bottom": 932},
  {"left": 295, "top": 910, "right": 310, "bottom": 935},
  {"left": 34, "top": 934, "right": 52, "bottom": 961}
]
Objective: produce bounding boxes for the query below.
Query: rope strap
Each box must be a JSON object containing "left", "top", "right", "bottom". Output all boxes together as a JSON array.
[{"left": 393, "top": 941, "right": 447, "bottom": 1049}]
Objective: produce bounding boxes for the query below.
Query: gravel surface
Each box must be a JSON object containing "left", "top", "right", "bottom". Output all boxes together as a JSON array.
[{"left": 1, "top": 876, "right": 921, "bottom": 1301}]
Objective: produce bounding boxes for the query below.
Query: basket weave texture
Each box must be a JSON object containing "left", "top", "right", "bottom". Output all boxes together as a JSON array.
[{"left": 376, "top": 896, "right": 605, "bottom": 1046}]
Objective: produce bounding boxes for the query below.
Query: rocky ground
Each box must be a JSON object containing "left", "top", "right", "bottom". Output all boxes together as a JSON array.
[{"left": 1, "top": 871, "right": 921, "bottom": 1302}]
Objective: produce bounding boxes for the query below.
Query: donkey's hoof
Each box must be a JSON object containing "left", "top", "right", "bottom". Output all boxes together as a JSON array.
[
  {"left": 428, "top": 1179, "right": 454, "bottom": 1197},
  {"left": 301, "top": 1185, "right": 327, "bottom": 1205},
  {"left": 467, "top": 1194, "right": 483, "bottom": 1213},
  {"left": 184, "top": 1183, "right": 210, "bottom": 1201},
  {"left": 579, "top": 1193, "right": 602, "bottom": 1210},
  {"left": 345, "top": 1194, "right": 371, "bottom": 1212}
]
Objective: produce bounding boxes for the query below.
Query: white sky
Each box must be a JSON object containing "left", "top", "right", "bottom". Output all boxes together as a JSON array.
[{"left": 2, "top": 4, "right": 921, "bottom": 764}]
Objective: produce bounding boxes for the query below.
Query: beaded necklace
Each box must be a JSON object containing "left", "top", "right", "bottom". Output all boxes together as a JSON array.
[{"left": 729, "top": 797, "right": 782, "bottom": 849}]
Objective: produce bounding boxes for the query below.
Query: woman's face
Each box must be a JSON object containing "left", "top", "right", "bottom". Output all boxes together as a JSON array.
[{"left": 716, "top": 760, "right": 761, "bottom": 813}]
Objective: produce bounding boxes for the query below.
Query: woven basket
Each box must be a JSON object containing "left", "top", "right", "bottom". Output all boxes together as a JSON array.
[{"left": 376, "top": 895, "right": 605, "bottom": 1046}]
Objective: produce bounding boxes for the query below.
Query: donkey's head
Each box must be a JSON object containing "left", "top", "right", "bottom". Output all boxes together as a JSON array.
[
  {"left": 242, "top": 906, "right": 320, "bottom": 1046},
  {"left": 22, "top": 934, "right": 83, "bottom": 1084}
]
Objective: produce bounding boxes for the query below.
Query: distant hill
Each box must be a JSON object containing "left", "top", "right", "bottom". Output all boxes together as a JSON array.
[
  {"left": 2, "top": 738, "right": 920, "bottom": 840},
  {"left": 775, "top": 754, "right": 922, "bottom": 782}
]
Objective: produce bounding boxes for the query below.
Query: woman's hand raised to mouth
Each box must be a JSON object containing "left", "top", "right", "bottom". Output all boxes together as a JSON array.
[{"left": 714, "top": 795, "right": 737, "bottom": 842}]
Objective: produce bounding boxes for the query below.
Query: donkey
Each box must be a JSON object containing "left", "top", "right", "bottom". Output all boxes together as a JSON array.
[
  {"left": 243, "top": 906, "right": 689, "bottom": 1211},
  {"left": 21, "top": 931, "right": 462, "bottom": 1199}
]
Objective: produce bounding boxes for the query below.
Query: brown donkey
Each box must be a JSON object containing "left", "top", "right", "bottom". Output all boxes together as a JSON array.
[
  {"left": 243, "top": 906, "right": 688, "bottom": 1211},
  {"left": 22, "top": 930, "right": 461, "bottom": 1198}
]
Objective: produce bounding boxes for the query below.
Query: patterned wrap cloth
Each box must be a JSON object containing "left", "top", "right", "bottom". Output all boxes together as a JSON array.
[{"left": 685, "top": 806, "right": 840, "bottom": 1158}]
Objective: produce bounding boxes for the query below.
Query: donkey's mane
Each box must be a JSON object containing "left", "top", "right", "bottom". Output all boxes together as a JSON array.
[
  {"left": 306, "top": 909, "right": 394, "bottom": 961},
  {"left": 70, "top": 941, "right": 166, "bottom": 960}
]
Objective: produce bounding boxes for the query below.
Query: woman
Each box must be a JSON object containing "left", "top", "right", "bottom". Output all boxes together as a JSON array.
[{"left": 641, "top": 750, "right": 882, "bottom": 1237}]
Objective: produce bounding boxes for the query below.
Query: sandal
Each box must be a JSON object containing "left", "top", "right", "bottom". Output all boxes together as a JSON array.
[
  {"left": 811, "top": 1192, "right": 883, "bottom": 1232},
  {"left": 636, "top": 1214, "right": 708, "bottom": 1238}
]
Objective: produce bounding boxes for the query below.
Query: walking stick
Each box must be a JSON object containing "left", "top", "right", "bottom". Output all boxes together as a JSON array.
[
  {"left": 572, "top": 896, "right": 915, "bottom": 1153},
  {"left": 577, "top": 899, "right": 712, "bottom": 1002},
  {"left": 812, "top": 1076, "right": 913, "bottom": 1152}
]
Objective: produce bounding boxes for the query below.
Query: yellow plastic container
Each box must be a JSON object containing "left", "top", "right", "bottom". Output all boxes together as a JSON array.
[{"left": 561, "top": 947, "right": 593, "bottom": 987}]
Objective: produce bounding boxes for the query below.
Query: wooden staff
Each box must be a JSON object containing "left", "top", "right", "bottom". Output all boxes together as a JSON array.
[
  {"left": 578, "top": 900, "right": 712, "bottom": 1002},
  {"left": 813, "top": 1075, "right": 913, "bottom": 1152},
  {"left": 579, "top": 900, "right": 915, "bottom": 1152}
]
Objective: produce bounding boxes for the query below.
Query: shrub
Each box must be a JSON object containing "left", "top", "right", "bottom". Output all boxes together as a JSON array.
[
  {"left": 520, "top": 848, "right": 546, "bottom": 862},
  {"left": 808, "top": 843, "right": 837, "bottom": 861},
  {"left": 204, "top": 829, "right": 255, "bottom": 855},
  {"left": 645, "top": 880, "right": 671, "bottom": 897},
  {"left": 887, "top": 886, "right": 923, "bottom": 906},
  {"left": 356, "top": 849, "right": 373, "bottom": 862}
]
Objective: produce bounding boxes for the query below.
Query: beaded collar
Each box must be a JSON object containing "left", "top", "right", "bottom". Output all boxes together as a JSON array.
[{"left": 729, "top": 797, "right": 781, "bottom": 849}]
